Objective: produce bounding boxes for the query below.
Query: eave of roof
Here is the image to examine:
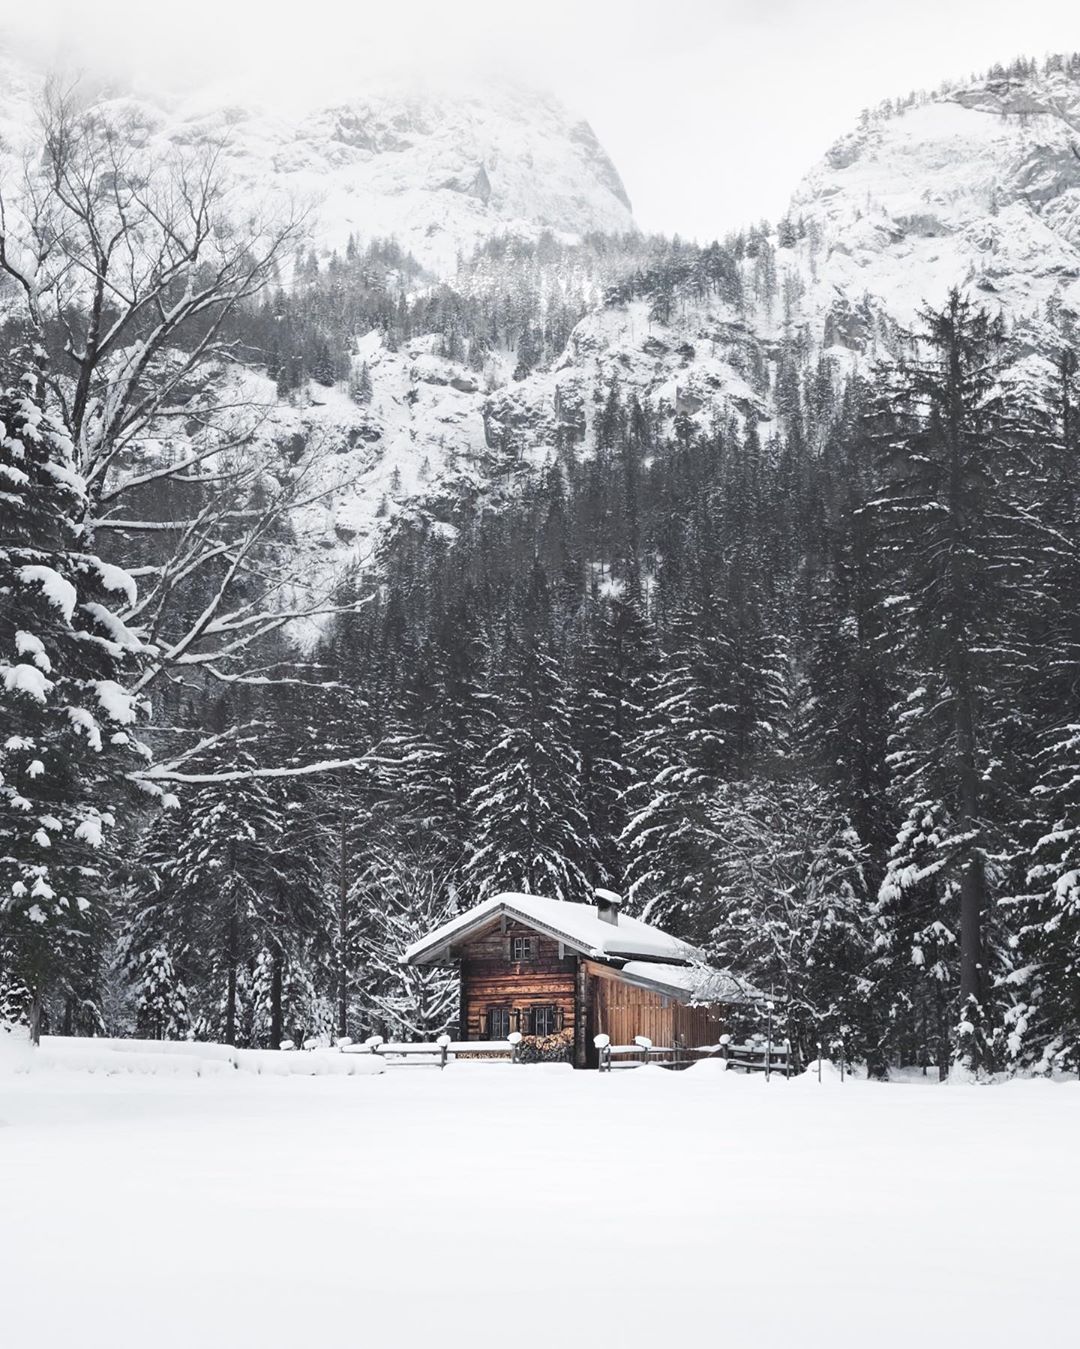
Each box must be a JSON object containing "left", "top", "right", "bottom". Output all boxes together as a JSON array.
[
  {"left": 403, "top": 892, "right": 701, "bottom": 967},
  {"left": 614, "top": 960, "right": 765, "bottom": 1005},
  {"left": 403, "top": 899, "right": 606, "bottom": 966}
]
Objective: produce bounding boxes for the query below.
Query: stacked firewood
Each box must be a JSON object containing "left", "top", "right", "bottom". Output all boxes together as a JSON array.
[{"left": 516, "top": 1029, "right": 574, "bottom": 1063}]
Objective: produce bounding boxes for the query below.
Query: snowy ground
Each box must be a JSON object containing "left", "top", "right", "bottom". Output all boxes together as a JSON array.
[{"left": 1, "top": 1053, "right": 1077, "bottom": 1349}]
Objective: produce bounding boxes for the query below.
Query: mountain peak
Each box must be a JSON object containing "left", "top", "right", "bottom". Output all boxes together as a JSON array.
[
  {"left": 0, "top": 49, "right": 636, "bottom": 276},
  {"left": 791, "top": 55, "right": 1080, "bottom": 332}
]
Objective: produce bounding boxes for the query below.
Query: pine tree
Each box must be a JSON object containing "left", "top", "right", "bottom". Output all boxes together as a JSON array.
[
  {"left": 351, "top": 845, "right": 460, "bottom": 1039},
  {"left": 127, "top": 945, "right": 191, "bottom": 1040},
  {"left": 1, "top": 363, "right": 150, "bottom": 1039},
  {"left": 1011, "top": 328, "right": 1080, "bottom": 1069},
  {"left": 705, "top": 778, "right": 873, "bottom": 1066},
  {"left": 465, "top": 567, "right": 593, "bottom": 901},
  {"left": 571, "top": 590, "right": 654, "bottom": 890},
  {"left": 349, "top": 361, "right": 374, "bottom": 404},
  {"left": 868, "top": 292, "right": 1035, "bottom": 1073},
  {"left": 121, "top": 744, "right": 327, "bottom": 1046}
]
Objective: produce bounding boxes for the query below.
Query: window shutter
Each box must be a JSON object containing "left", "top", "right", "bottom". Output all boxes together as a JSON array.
[{"left": 555, "top": 1006, "right": 564, "bottom": 1032}]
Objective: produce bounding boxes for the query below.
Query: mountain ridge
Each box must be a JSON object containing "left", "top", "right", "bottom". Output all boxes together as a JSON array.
[{"left": 0, "top": 50, "right": 637, "bottom": 276}]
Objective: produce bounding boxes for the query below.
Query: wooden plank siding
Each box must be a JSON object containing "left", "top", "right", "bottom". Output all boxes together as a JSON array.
[
  {"left": 585, "top": 960, "right": 727, "bottom": 1048},
  {"left": 456, "top": 920, "right": 576, "bottom": 1041},
  {"left": 452, "top": 922, "right": 729, "bottom": 1062}
]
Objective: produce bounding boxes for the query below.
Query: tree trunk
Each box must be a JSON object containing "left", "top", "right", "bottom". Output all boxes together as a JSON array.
[
  {"left": 955, "top": 652, "right": 985, "bottom": 1017},
  {"left": 270, "top": 947, "right": 283, "bottom": 1050},
  {"left": 337, "top": 802, "right": 349, "bottom": 1040},
  {"left": 935, "top": 986, "right": 949, "bottom": 1082},
  {"left": 224, "top": 898, "right": 239, "bottom": 1048},
  {"left": 959, "top": 856, "right": 984, "bottom": 1005},
  {"left": 28, "top": 991, "right": 43, "bottom": 1047},
  {"left": 945, "top": 311, "right": 985, "bottom": 1044}
]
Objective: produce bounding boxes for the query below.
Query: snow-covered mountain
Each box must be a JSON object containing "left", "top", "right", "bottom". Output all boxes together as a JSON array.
[
  {"left": 224, "top": 59, "right": 1080, "bottom": 618},
  {"left": 0, "top": 48, "right": 635, "bottom": 275},
  {"left": 789, "top": 63, "right": 1080, "bottom": 336},
  {"left": 5, "top": 46, "right": 1080, "bottom": 618}
]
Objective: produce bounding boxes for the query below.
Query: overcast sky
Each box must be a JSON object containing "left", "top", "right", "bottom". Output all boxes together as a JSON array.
[{"left": 4, "top": 0, "right": 1080, "bottom": 238}]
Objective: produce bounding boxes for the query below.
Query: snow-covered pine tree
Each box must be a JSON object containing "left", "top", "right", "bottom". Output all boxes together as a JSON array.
[
  {"left": 351, "top": 845, "right": 460, "bottom": 1040},
  {"left": 1, "top": 361, "right": 150, "bottom": 1039},
  {"left": 570, "top": 589, "right": 654, "bottom": 891},
  {"left": 1010, "top": 325, "right": 1080, "bottom": 1071},
  {"left": 465, "top": 564, "right": 593, "bottom": 901},
  {"left": 349, "top": 361, "right": 374, "bottom": 404},
  {"left": 621, "top": 569, "right": 787, "bottom": 936},
  {"left": 803, "top": 384, "right": 893, "bottom": 863},
  {"left": 129, "top": 945, "right": 191, "bottom": 1041},
  {"left": 121, "top": 741, "right": 328, "bottom": 1046},
  {"left": 620, "top": 610, "right": 723, "bottom": 932},
  {"left": 379, "top": 601, "right": 487, "bottom": 850},
  {"left": 867, "top": 291, "right": 1037, "bottom": 1074},
  {"left": 705, "top": 777, "right": 873, "bottom": 1067}
]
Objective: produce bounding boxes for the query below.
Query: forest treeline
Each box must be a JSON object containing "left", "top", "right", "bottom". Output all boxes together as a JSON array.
[
  {"left": 2, "top": 89, "right": 1079, "bottom": 1077},
  {"left": 96, "top": 290, "right": 1080, "bottom": 1077}
]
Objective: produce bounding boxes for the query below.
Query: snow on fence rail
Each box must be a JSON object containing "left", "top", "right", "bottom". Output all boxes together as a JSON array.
[
  {"left": 341, "top": 1032, "right": 523, "bottom": 1068},
  {"left": 594, "top": 1033, "right": 794, "bottom": 1076}
]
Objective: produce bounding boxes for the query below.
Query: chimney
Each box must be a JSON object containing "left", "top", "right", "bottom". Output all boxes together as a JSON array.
[{"left": 594, "top": 888, "right": 622, "bottom": 925}]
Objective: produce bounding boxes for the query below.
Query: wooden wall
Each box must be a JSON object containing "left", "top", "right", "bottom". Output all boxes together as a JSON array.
[
  {"left": 585, "top": 961, "right": 726, "bottom": 1048},
  {"left": 453, "top": 923, "right": 728, "bottom": 1059},
  {"left": 456, "top": 920, "right": 577, "bottom": 1041}
]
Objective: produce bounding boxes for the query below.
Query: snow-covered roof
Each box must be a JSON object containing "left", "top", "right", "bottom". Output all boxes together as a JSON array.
[
  {"left": 616, "top": 961, "right": 762, "bottom": 1006},
  {"left": 404, "top": 892, "right": 701, "bottom": 966},
  {"left": 404, "top": 893, "right": 761, "bottom": 1005}
]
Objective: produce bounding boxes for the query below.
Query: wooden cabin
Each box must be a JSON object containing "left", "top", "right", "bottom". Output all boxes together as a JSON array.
[{"left": 404, "top": 890, "right": 759, "bottom": 1067}]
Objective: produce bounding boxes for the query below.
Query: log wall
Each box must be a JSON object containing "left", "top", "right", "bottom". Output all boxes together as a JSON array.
[
  {"left": 453, "top": 923, "right": 728, "bottom": 1058},
  {"left": 457, "top": 920, "right": 577, "bottom": 1040}
]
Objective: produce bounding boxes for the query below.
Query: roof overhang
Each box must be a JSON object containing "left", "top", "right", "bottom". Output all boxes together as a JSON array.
[
  {"left": 586, "top": 957, "right": 764, "bottom": 1006},
  {"left": 404, "top": 898, "right": 601, "bottom": 966}
]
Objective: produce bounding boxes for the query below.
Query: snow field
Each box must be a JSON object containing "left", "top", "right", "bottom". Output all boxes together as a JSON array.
[
  {"left": 0, "top": 1054, "right": 1076, "bottom": 1349},
  {"left": 3, "top": 1033, "right": 384, "bottom": 1078}
]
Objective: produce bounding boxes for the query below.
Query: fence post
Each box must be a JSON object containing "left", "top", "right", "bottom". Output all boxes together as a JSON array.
[
  {"left": 436, "top": 1033, "right": 450, "bottom": 1070},
  {"left": 765, "top": 1001, "right": 774, "bottom": 1082},
  {"left": 594, "top": 1033, "right": 610, "bottom": 1073},
  {"left": 634, "top": 1034, "right": 652, "bottom": 1067},
  {"left": 719, "top": 1033, "right": 731, "bottom": 1069},
  {"left": 508, "top": 1031, "right": 522, "bottom": 1064},
  {"left": 817, "top": 1042, "right": 823, "bottom": 1083}
]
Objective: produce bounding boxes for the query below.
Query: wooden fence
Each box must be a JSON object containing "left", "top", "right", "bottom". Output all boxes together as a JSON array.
[
  {"left": 594, "top": 1033, "right": 793, "bottom": 1077},
  {"left": 336, "top": 1033, "right": 522, "bottom": 1068}
]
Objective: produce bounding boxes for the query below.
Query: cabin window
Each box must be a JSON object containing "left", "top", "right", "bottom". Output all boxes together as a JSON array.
[
  {"left": 510, "top": 936, "right": 535, "bottom": 962},
  {"left": 486, "top": 1007, "right": 511, "bottom": 1040},
  {"left": 530, "top": 1005, "right": 559, "bottom": 1037}
]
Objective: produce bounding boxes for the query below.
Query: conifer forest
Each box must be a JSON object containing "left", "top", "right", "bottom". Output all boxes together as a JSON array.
[{"left": 3, "top": 47, "right": 1080, "bottom": 1084}]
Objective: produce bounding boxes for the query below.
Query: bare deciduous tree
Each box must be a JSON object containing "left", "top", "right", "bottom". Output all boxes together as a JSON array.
[{"left": 1, "top": 81, "right": 374, "bottom": 780}]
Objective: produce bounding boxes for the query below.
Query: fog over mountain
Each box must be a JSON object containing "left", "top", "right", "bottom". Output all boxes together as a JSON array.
[{"left": 5, "top": 0, "right": 1080, "bottom": 236}]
